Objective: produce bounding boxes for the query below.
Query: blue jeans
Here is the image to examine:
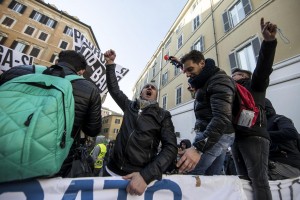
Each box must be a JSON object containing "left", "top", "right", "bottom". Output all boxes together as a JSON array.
[
  {"left": 189, "top": 133, "right": 235, "bottom": 175},
  {"left": 232, "top": 136, "right": 272, "bottom": 200}
]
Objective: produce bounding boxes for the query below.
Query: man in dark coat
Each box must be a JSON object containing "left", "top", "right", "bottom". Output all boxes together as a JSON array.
[
  {"left": 103, "top": 49, "right": 177, "bottom": 196},
  {"left": 231, "top": 18, "right": 278, "bottom": 200},
  {"left": 265, "top": 98, "right": 300, "bottom": 180},
  {"left": 175, "top": 51, "right": 235, "bottom": 175}
]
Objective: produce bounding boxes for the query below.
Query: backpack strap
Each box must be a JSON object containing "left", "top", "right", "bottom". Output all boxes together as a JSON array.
[{"left": 65, "top": 75, "right": 84, "bottom": 82}]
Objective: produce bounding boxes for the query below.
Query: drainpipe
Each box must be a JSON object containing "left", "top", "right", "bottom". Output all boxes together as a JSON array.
[{"left": 210, "top": 0, "right": 219, "bottom": 66}]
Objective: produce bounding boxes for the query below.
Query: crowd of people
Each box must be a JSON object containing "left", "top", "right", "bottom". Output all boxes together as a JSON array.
[{"left": 1, "top": 17, "right": 300, "bottom": 200}]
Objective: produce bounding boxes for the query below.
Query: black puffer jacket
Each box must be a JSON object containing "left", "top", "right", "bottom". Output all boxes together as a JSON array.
[
  {"left": 106, "top": 64, "right": 177, "bottom": 184},
  {"left": 265, "top": 99, "right": 300, "bottom": 169},
  {"left": 192, "top": 69, "right": 235, "bottom": 152},
  {"left": 235, "top": 40, "right": 277, "bottom": 140}
]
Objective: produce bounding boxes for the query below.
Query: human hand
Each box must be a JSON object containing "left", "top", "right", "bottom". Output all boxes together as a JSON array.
[
  {"left": 104, "top": 49, "right": 116, "bottom": 65},
  {"left": 122, "top": 172, "right": 147, "bottom": 196},
  {"left": 176, "top": 147, "right": 201, "bottom": 173},
  {"left": 260, "top": 17, "right": 277, "bottom": 41}
]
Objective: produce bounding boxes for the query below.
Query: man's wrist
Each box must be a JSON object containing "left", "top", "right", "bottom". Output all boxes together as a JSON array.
[{"left": 193, "top": 145, "right": 202, "bottom": 155}]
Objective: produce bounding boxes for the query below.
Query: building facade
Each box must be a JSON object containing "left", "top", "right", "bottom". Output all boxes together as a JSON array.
[
  {"left": 0, "top": 0, "right": 99, "bottom": 67},
  {"left": 133, "top": 0, "right": 300, "bottom": 141},
  {"left": 101, "top": 114, "right": 123, "bottom": 141}
]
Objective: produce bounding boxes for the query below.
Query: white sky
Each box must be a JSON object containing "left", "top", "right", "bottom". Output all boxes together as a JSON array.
[{"left": 44, "top": 0, "right": 188, "bottom": 114}]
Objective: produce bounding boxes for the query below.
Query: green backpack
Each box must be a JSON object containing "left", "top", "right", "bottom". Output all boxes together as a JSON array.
[{"left": 0, "top": 65, "right": 81, "bottom": 183}]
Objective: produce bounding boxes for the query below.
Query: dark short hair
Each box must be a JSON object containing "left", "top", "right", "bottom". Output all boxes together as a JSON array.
[
  {"left": 231, "top": 68, "right": 252, "bottom": 78},
  {"left": 180, "top": 50, "right": 205, "bottom": 64},
  {"left": 58, "top": 50, "right": 87, "bottom": 71}
]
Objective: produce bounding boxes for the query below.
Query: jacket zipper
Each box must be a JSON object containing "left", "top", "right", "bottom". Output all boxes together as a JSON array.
[{"left": 120, "top": 129, "right": 135, "bottom": 170}]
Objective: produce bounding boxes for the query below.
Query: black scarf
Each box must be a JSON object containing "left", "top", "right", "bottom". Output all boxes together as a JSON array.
[{"left": 188, "top": 59, "right": 220, "bottom": 89}]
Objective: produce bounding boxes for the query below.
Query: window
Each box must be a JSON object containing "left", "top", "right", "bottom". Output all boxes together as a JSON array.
[
  {"left": 38, "top": 32, "right": 48, "bottom": 41},
  {"left": 192, "top": 36, "right": 204, "bottom": 52},
  {"left": 29, "top": 11, "right": 57, "bottom": 29},
  {"left": 164, "top": 38, "right": 171, "bottom": 49},
  {"left": 24, "top": 26, "right": 35, "bottom": 36},
  {"left": 176, "top": 86, "right": 182, "bottom": 105},
  {"left": 177, "top": 34, "right": 183, "bottom": 49},
  {"left": 30, "top": 47, "right": 41, "bottom": 58},
  {"left": 8, "top": 0, "right": 27, "bottom": 14},
  {"left": 32, "top": 12, "right": 42, "bottom": 22},
  {"left": 176, "top": 22, "right": 183, "bottom": 34},
  {"left": 46, "top": 18, "right": 54, "bottom": 28},
  {"left": 63, "top": 26, "right": 73, "bottom": 37},
  {"left": 10, "top": 40, "right": 28, "bottom": 53},
  {"left": 162, "top": 95, "right": 167, "bottom": 110},
  {"left": 222, "top": 0, "right": 252, "bottom": 32},
  {"left": 115, "top": 119, "right": 120, "bottom": 124},
  {"left": 49, "top": 53, "right": 58, "bottom": 64},
  {"left": 152, "top": 63, "right": 156, "bottom": 78},
  {"left": 1, "top": 17, "right": 15, "bottom": 27},
  {"left": 113, "top": 129, "right": 119, "bottom": 134},
  {"left": 103, "top": 128, "right": 109, "bottom": 133},
  {"left": 162, "top": 71, "right": 168, "bottom": 86},
  {"left": 193, "top": 15, "right": 200, "bottom": 31},
  {"left": 59, "top": 41, "right": 68, "bottom": 49},
  {"left": 229, "top": 37, "right": 260, "bottom": 73},
  {"left": 174, "top": 65, "right": 181, "bottom": 76}
]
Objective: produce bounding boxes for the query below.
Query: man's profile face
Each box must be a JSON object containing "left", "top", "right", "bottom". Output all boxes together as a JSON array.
[
  {"left": 140, "top": 84, "right": 157, "bottom": 101},
  {"left": 232, "top": 72, "right": 248, "bottom": 81},
  {"left": 182, "top": 60, "right": 205, "bottom": 78}
]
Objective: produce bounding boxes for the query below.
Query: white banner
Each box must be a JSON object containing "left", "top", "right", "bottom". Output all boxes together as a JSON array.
[
  {"left": 73, "top": 29, "right": 129, "bottom": 96},
  {"left": 1, "top": 175, "right": 299, "bottom": 200},
  {"left": 0, "top": 44, "right": 34, "bottom": 72}
]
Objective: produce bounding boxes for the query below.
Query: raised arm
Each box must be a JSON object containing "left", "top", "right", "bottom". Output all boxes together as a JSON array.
[{"left": 104, "top": 50, "right": 130, "bottom": 111}]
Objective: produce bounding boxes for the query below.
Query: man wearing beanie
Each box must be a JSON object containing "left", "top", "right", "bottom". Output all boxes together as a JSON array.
[{"left": 103, "top": 49, "right": 177, "bottom": 196}]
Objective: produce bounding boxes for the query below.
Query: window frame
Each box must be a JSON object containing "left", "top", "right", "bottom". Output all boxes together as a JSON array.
[
  {"left": 59, "top": 40, "right": 68, "bottom": 49},
  {"left": 1, "top": 16, "right": 15, "bottom": 27},
  {"left": 175, "top": 85, "right": 182, "bottom": 105},
  {"left": 23, "top": 25, "right": 35, "bottom": 36},
  {"left": 162, "top": 95, "right": 167, "bottom": 110}
]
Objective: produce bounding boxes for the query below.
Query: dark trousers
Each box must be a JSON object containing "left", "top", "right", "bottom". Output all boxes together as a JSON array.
[{"left": 232, "top": 136, "right": 272, "bottom": 200}]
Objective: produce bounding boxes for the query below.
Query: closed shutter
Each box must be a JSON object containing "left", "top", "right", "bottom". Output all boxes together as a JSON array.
[
  {"left": 63, "top": 26, "right": 68, "bottom": 33},
  {"left": 0, "top": 37, "right": 7, "bottom": 45},
  {"left": 200, "top": 36, "right": 204, "bottom": 52},
  {"left": 8, "top": 0, "right": 16, "bottom": 9},
  {"left": 251, "top": 37, "right": 261, "bottom": 61},
  {"left": 229, "top": 52, "right": 237, "bottom": 70},
  {"left": 52, "top": 21, "right": 57, "bottom": 29},
  {"left": 29, "top": 10, "right": 36, "bottom": 19},
  {"left": 222, "top": 11, "right": 231, "bottom": 32},
  {"left": 50, "top": 54, "right": 56, "bottom": 63},
  {"left": 242, "top": 0, "right": 252, "bottom": 16},
  {"left": 22, "top": 45, "right": 29, "bottom": 54},
  {"left": 20, "top": 5, "right": 27, "bottom": 14},
  {"left": 10, "top": 40, "right": 17, "bottom": 49}
]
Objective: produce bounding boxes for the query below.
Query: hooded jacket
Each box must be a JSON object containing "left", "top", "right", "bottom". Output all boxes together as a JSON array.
[
  {"left": 265, "top": 98, "right": 300, "bottom": 169},
  {"left": 105, "top": 64, "right": 177, "bottom": 184}
]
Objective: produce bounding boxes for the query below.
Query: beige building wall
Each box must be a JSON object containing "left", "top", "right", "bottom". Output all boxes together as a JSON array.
[
  {"left": 0, "top": 0, "right": 99, "bottom": 67},
  {"left": 102, "top": 114, "right": 123, "bottom": 141},
  {"left": 133, "top": 0, "right": 300, "bottom": 140}
]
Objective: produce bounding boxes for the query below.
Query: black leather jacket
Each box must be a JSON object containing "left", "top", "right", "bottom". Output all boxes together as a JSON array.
[
  {"left": 106, "top": 64, "right": 177, "bottom": 184},
  {"left": 193, "top": 70, "right": 235, "bottom": 152}
]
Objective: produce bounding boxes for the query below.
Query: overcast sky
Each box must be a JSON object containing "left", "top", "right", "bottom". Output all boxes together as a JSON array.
[{"left": 45, "top": 0, "right": 188, "bottom": 113}]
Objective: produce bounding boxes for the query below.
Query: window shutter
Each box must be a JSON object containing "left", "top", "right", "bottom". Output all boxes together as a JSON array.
[
  {"left": 0, "top": 0, "right": 4, "bottom": 4},
  {"left": 42, "top": 16, "right": 49, "bottom": 24},
  {"left": 251, "top": 37, "right": 261, "bottom": 61},
  {"left": 22, "top": 45, "right": 29, "bottom": 54},
  {"left": 52, "top": 20, "right": 57, "bottom": 29},
  {"left": 229, "top": 52, "right": 237, "bottom": 70},
  {"left": 10, "top": 40, "right": 17, "bottom": 49},
  {"left": 0, "top": 37, "right": 7, "bottom": 45},
  {"left": 222, "top": 11, "right": 230, "bottom": 32},
  {"left": 8, "top": 0, "right": 16, "bottom": 9},
  {"left": 200, "top": 36, "right": 205, "bottom": 52},
  {"left": 242, "top": 0, "right": 252, "bottom": 15},
  {"left": 20, "top": 5, "right": 27, "bottom": 14},
  {"left": 29, "top": 10, "right": 36, "bottom": 19},
  {"left": 50, "top": 54, "right": 56, "bottom": 63},
  {"left": 63, "top": 26, "right": 68, "bottom": 33}
]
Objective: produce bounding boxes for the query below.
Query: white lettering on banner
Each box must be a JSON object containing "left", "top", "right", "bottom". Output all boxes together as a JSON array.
[
  {"left": 0, "top": 175, "right": 299, "bottom": 200},
  {"left": 73, "top": 28, "right": 129, "bottom": 97},
  {"left": 0, "top": 45, "right": 34, "bottom": 71}
]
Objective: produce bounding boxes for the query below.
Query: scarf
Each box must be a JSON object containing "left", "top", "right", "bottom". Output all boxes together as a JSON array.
[
  {"left": 136, "top": 98, "right": 157, "bottom": 112},
  {"left": 188, "top": 59, "right": 220, "bottom": 89}
]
